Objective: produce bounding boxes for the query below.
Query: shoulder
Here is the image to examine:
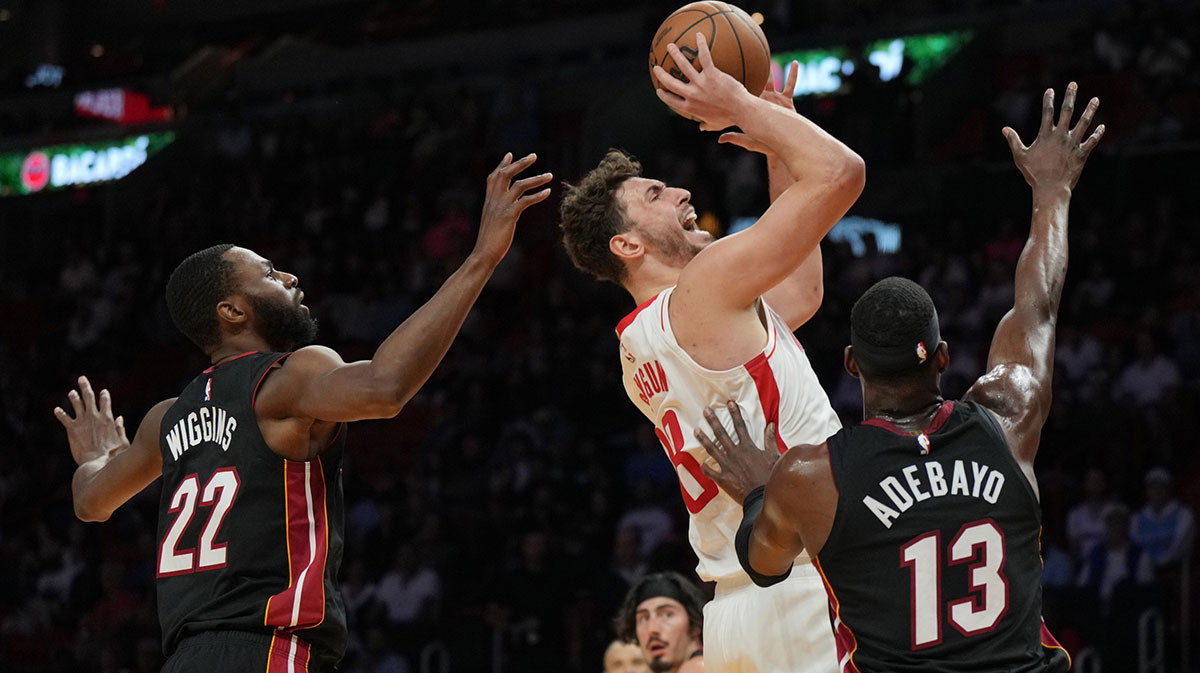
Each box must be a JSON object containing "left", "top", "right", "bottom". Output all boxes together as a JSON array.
[
  {"left": 253, "top": 346, "right": 345, "bottom": 417},
  {"left": 142, "top": 397, "right": 179, "bottom": 429},
  {"left": 964, "top": 362, "right": 1040, "bottom": 420},
  {"left": 772, "top": 442, "right": 833, "bottom": 499}
]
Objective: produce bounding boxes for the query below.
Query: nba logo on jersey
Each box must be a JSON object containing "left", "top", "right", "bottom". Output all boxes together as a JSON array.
[
  {"left": 204, "top": 378, "right": 212, "bottom": 401},
  {"left": 917, "top": 432, "right": 931, "bottom": 455}
]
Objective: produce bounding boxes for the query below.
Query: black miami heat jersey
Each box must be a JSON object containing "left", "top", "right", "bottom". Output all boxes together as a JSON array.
[
  {"left": 156, "top": 351, "right": 347, "bottom": 668},
  {"left": 814, "top": 401, "right": 1069, "bottom": 673}
]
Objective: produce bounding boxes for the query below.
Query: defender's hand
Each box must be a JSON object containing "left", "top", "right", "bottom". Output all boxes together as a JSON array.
[
  {"left": 472, "top": 152, "right": 553, "bottom": 268},
  {"left": 54, "top": 376, "right": 129, "bottom": 466},
  {"left": 718, "top": 61, "right": 800, "bottom": 154},
  {"left": 653, "top": 33, "right": 756, "bottom": 132},
  {"left": 696, "top": 400, "right": 780, "bottom": 504},
  {"left": 1003, "top": 82, "right": 1105, "bottom": 191}
]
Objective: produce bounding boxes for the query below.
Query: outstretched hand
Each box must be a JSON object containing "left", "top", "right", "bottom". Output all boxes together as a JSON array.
[
  {"left": 1003, "top": 82, "right": 1104, "bottom": 191},
  {"left": 653, "top": 33, "right": 755, "bottom": 132},
  {"left": 54, "top": 376, "right": 129, "bottom": 466},
  {"left": 696, "top": 401, "right": 780, "bottom": 504},
  {"left": 718, "top": 61, "right": 800, "bottom": 154},
  {"left": 473, "top": 152, "right": 553, "bottom": 267}
]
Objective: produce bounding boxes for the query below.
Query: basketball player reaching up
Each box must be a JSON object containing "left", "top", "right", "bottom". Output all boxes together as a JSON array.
[
  {"left": 560, "top": 34, "right": 864, "bottom": 673},
  {"left": 698, "top": 84, "right": 1104, "bottom": 673},
  {"left": 54, "top": 153, "right": 552, "bottom": 673}
]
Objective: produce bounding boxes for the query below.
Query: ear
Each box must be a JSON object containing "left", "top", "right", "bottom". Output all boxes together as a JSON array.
[
  {"left": 609, "top": 231, "right": 645, "bottom": 263},
  {"left": 844, "top": 345, "right": 861, "bottom": 379},
  {"left": 216, "top": 298, "right": 248, "bottom": 328},
  {"left": 935, "top": 341, "right": 950, "bottom": 373}
]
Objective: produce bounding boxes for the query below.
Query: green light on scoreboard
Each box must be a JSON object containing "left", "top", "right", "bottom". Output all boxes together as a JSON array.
[
  {"left": 774, "top": 30, "right": 973, "bottom": 98},
  {"left": 0, "top": 131, "right": 175, "bottom": 197}
]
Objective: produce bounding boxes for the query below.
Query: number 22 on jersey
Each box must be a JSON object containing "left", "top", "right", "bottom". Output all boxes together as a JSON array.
[
  {"left": 900, "top": 518, "right": 1008, "bottom": 649},
  {"left": 158, "top": 468, "right": 240, "bottom": 576},
  {"left": 656, "top": 409, "right": 719, "bottom": 514}
]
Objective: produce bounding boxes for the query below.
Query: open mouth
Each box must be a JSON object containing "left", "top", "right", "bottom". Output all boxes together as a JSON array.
[
  {"left": 647, "top": 640, "right": 668, "bottom": 657},
  {"left": 681, "top": 209, "right": 698, "bottom": 231}
]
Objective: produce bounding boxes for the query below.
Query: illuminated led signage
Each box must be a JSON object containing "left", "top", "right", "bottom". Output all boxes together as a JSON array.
[
  {"left": 0, "top": 132, "right": 175, "bottom": 196},
  {"left": 772, "top": 30, "right": 973, "bottom": 97}
]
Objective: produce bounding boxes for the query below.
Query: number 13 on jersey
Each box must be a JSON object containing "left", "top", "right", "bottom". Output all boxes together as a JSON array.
[
  {"left": 900, "top": 518, "right": 1008, "bottom": 649},
  {"left": 656, "top": 409, "right": 719, "bottom": 513}
]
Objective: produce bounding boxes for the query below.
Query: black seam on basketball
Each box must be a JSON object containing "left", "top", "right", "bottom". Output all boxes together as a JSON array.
[
  {"left": 717, "top": 9, "right": 747, "bottom": 85},
  {"left": 657, "top": 6, "right": 719, "bottom": 70},
  {"left": 726, "top": 7, "right": 769, "bottom": 55}
]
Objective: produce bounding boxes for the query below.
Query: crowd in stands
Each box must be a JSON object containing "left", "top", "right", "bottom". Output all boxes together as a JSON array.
[{"left": 0, "top": 2, "right": 1197, "bottom": 672}]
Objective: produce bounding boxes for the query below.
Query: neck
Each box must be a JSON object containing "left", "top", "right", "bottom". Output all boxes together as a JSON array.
[
  {"left": 862, "top": 383, "right": 944, "bottom": 432},
  {"left": 209, "top": 335, "right": 273, "bottom": 366},
  {"left": 623, "top": 259, "right": 682, "bottom": 306}
]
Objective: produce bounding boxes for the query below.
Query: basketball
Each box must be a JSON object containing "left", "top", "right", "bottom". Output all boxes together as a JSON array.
[{"left": 649, "top": 2, "right": 772, "bottom": 96}]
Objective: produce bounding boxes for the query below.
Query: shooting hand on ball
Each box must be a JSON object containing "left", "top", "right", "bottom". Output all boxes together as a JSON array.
[
  {"left": 719, "top": 60, "right": 800, "bottom": 154},
  {"left": 652, "top": 32, "right": 755, "bottom": 132}
]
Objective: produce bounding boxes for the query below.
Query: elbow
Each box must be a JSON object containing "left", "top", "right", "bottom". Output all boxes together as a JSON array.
[
  {"left": 837, "top": 151, "right": 867, "bottom": 199},
  {"left": 371, "top": 379, "right": 416, "bottom": 419},
  {"left": 73, "top": 498, "right": 111, "bottom": 523}
]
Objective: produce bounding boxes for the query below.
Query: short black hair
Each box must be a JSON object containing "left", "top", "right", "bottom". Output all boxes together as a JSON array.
[
  {"left": 850, "top": 276, "right": 939, "bottom": 379},
  {"left": 166, "top": 244, "right": 238, "bottom": 352},
  {"left": 614, "top": 571, "right": 705, "bottom": 644}
]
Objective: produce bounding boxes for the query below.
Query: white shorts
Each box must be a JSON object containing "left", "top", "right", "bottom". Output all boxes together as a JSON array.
[{"left": 702, "top": 562, "right": 839, "bottom": 673}]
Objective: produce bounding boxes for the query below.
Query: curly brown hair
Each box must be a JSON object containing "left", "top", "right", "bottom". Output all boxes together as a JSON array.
[{"left": 558, "top": 149, "right": 643, "bottom": 285}]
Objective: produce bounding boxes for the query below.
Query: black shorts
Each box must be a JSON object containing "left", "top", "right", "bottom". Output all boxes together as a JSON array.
[{"left": 162, "top": 630, "right": 324, "bottom": 673}]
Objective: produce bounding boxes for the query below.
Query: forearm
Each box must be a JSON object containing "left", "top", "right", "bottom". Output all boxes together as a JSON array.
[
  {"left": 365, "top": 254, "right": 495, "bottom": 405},
  {"left": 1014, "top": 186, "right": 1072, "bottom": 321},
  {"left": 736, "top": 486, "right": 802, "bottom": 585},
  {"left": 766, "top": 153, "right": 793, "bottom": 203},
  {"left": 737, "top": 99, "right": 862, "bottom": 185},
  {"left": 72, "top": 449, "right": 123, "bottom": 521}
]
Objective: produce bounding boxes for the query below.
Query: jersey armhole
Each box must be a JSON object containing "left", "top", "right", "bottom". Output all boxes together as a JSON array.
[
  {"left": 972, "top": 402, "right": 1041, "bottom": 504},
  {"left": 251, "top": 352, "right": 293, "bottom": 410}
]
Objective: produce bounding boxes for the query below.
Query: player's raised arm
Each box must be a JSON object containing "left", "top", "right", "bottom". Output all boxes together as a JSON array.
[
  {"left": 55, "top": 376, "right": 172, "bottom": 522},
  {"left": 726, "top": 62, "right": 827, "bottom": 330},
  {"left": 965, "top": 83, "right": 1104, "bottom": 468},
  {"left": 653, "top": 35, "right": 863, "bottom": 322},
  {"left": 259, "top": 152, "right": 552, "bottom": 424}
]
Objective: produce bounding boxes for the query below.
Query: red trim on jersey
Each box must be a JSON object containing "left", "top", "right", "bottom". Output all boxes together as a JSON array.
[
  {"left": 813, "top": 558, "right": 863, "bottom": 673},
  {"left": 264, "top": 458, "right": 329, "bottom": 630},
  {"left": 1040, "top": 618, "right": 1071, "bottom": 667},
  {"left": 862, "top": 401, "right": 956, "bottom": 437},
  {"left": 616, "top": 293, "right": 662, "bottom": 338},
  {"left": 251, "top": 352, "right": 293, "bottom": 409},
  {"left": 266, "top": 632, "right": 311, "bottom": 673},
  {"left": 744, "top": 353, "right": 788, "bottom": 454},
  {"left": 203, "top": 350, "right": 260, "bottom": 374}
]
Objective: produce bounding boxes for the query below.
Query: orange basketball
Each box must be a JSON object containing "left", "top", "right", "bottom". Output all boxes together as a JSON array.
[{"left": 649, "top": 2, "right": 771, "bottom": 96}]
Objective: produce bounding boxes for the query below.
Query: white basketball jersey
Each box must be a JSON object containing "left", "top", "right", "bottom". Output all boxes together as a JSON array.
[{"left": 617, "top": 286, "right": 842, "bottom": 582}]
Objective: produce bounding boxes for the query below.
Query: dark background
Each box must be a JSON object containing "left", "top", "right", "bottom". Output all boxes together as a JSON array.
[{"left": 0, "top": 1, "right": 1197, "bottom": 671}]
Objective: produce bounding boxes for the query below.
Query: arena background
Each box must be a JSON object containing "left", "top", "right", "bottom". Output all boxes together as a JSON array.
[{"left": 0, "top": 1, "right": 1197, "bottom": 671}]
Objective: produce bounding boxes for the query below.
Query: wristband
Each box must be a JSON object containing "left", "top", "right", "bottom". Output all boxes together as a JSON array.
[{"left": 735, "top": 485, "right": 793, "bottom": 587}]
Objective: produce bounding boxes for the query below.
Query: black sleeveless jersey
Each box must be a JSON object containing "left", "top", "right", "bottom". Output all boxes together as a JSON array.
[
  {"left": 156, "top": 351, "right": 347, "bottom": 668},
  {"left": 814, "top": 401, "right": 1069, "bottom": 673}
]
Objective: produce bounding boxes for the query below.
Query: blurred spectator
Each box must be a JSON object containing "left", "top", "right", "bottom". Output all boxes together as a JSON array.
[
  {"left": 1077, "top": 503, "right": 1157, "bottom": 672},
  {"left": 1078, "top": 503, "right": 1155, "bottom": 605},
  {"left": 1067, "top": 467, "right": 1113, "bottom": 559},
  {"left": 1111, "top": 332, "right": 1181, "bottom": 407},
  {"left": 602, "top": 639, "right": 651, "bottom": 673},
  {"left": 375, "top": 543, "right": 442, "bottom": 627},
  {"left": 1131, "top": 467, "right": 1196, "bottom": 568},
  {"left": 616, "top": 482, "right": 675, "bottom": 560}
]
